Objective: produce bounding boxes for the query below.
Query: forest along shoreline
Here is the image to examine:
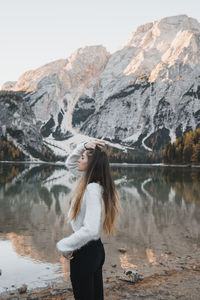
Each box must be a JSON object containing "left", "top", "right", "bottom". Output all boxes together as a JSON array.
[{"left": 1, "top": 249, "right": 200, "bottom": 300}]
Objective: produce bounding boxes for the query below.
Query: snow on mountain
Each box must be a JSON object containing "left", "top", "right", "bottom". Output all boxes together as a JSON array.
[
  {"left": 0, "top": 91, "right": 56, "bottom": 162},
  {"left": 80, "top": 15, "right": 200, "bottom": 149},
  {"left": 2, "top": 15, "right": 200, "bottom": 153}
]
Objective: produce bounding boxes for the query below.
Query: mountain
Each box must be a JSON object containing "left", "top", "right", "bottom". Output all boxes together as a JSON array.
[
  {"left": 2, "top": 14, "right": 200, "bottom": 156},
  {"left": 2, "top": 46, "right": 110, "bottom": 142},
  {"left": 0, "top": 91, "right": 56, "bottom": 161},
  {"left": 80, "top": 15, "right": 200, "bottom": 150}
]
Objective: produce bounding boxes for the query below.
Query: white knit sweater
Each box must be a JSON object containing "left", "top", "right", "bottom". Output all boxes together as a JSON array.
[{"left": 56, "top": 142, "right": 104, "bottom": 257}]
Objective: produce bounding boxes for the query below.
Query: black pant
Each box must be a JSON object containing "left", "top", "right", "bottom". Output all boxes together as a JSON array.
[{"left": 70, "top": 238, "right": 105, "bottom": 300}]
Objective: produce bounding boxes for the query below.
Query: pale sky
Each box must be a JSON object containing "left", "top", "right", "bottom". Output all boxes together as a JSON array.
[{"left": 0, "top": 0, "right": 200, "bottom": 88}]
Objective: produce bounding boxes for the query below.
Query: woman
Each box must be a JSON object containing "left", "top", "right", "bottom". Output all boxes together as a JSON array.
[{"left": 56, "top": 139, "right": 120, "bottom": 300}]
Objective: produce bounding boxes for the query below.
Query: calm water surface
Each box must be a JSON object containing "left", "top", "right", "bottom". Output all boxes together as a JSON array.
[{"left": 0, "top": 162, "right": 200, "bottom": 293}]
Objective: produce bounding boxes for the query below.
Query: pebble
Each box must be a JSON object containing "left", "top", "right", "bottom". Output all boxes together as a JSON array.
[
  {"left": 18, "top": 284, "right": 28, "bottom": 294},
  {"left": 118, "top": 248, "right": 127, "bottom": 253},
  {"left": 9, "top": 290, "right": 15, "bottom": 295},
  {"left": 193, "top": 265, "right": 200, "bottom": 271},
  {"left": 165, "top": 251, "right": 172, "bottom": 255}
]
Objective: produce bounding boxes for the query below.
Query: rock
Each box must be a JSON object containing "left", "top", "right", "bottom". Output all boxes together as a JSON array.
[
  {"left": 9, "top": 290, "right": 16, "bottom": 295},
  {"left": 1, "top": 80, "right": 17, "bottom": 90},
  {"left": 72, "top": 96, "right": 95, "bottom": 126},
  {"left": 119, "top": 269, "right": 143, "bottom": 283},
  {"left": 50, "top": 290, "right": 59, "bottom": 296},
  {"left": 0, "top": 269, "right": 2, "bottom": 275},
  {"left": 165, "top": 251, "right": 172, "bottom": 255},
  {"left": 118, "top": 248, "right": 127, "bottom": 253},
  {"left": 193, "top": 264, "right": 200, "bottom": 271},
  {"left": 112, "top": 264, "right": 117, "bottom": 268},
  {"left": 18, "top": 283, "right": 28, "bottom": 294}
]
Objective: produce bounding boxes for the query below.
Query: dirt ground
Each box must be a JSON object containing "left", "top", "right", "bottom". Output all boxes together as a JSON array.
[{"left": 1, "top": 252, "right": 200, "bottom": 300}]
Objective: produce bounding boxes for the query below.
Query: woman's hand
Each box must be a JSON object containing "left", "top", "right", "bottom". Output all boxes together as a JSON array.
[
  {"left": 63, "top": 251, "right": 74, "bottom": 260},
  {"left": 84, "top": 140, "right": 105, "bottom": 150}
]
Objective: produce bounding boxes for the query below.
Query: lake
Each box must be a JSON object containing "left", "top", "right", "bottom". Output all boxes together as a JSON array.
[{"left": 0, "top": 162, "right": 200, "bottom": 294}]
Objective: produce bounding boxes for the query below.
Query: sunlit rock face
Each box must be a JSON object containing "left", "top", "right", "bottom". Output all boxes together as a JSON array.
[
  {"left": 1, "top": 81, "right": 17, "bottom": 90},
  {"left": 81, "top": 15, "right": 200, "bottom": 149},
  {"left": 2, "top": 15, "right": 200, "bottom": 150},
  {"left": 1, "top": 46, "right": 110, "bottom": 140}
]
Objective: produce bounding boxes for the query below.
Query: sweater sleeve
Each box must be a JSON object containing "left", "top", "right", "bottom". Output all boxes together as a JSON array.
[
  {"left": 56, "top": 183, "right": 102, "bottom": 256},
  {"left": 65, "top": 142, "right": 86, "bottom": 177}
]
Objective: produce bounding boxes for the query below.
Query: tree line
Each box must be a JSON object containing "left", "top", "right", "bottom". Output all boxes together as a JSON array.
[{"left": 163, "top": 128, "right": 200, "bottom": 164}]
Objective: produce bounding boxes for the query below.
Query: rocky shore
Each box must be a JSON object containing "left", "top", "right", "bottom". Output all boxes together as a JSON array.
[{"left": 1, "top": 252, "right": 199, "bottom": 300}]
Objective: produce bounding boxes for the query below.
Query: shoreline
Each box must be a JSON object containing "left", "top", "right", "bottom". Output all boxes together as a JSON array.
[
  {"left": 1, "top": 252, "right": 200, "bottom": 300},
  {"left": 1, "top": 160, "right": 200, "bottom": 168}
]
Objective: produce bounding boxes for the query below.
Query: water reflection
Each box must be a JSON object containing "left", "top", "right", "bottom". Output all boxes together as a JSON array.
[
  {"left": 0, "top": 163, "right": 200, "bottom": 292},
  {"left": 111, "top": 165, "right": 200, "bottom": 268}
]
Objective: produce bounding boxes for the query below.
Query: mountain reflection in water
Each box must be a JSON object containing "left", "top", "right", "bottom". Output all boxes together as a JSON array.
[{"left": 0, "top": 163, "right": 200, "bottom": 292}]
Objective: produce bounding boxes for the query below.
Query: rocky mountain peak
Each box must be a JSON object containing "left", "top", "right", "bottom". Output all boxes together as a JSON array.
[
  {"left": 117, "top": 15, "right": 200, "bottom": 81},
  {"left": 3, "top": 59, "right": 67, "bottom": 92},
  {"left": 2, "top": 45, "right": 109, "bottom": 93},
  {"left": 126, "top": 15, "right": 200, "bottom": 48},
  {"left": 2, "top": 81, "right": 17, "bottom": 90},
  {"left": 67, "top": 45, "right": 110, "bottom": 66},
  {"left": 63, "top": 45, "right": 110, "bottom": 88}
]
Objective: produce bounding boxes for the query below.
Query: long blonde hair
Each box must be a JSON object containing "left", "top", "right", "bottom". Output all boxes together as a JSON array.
[{"left": 68, "top": 145, "right": 121, "bottom": 237}]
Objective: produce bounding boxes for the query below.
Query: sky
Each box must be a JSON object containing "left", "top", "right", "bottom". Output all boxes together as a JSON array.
[{"left": 0, "top": 0, "right": 200, "bottom": 88}]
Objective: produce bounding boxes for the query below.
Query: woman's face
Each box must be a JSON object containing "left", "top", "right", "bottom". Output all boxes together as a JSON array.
[{"left": 78, "top": 151, "right": 88, "bottom": 171}]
